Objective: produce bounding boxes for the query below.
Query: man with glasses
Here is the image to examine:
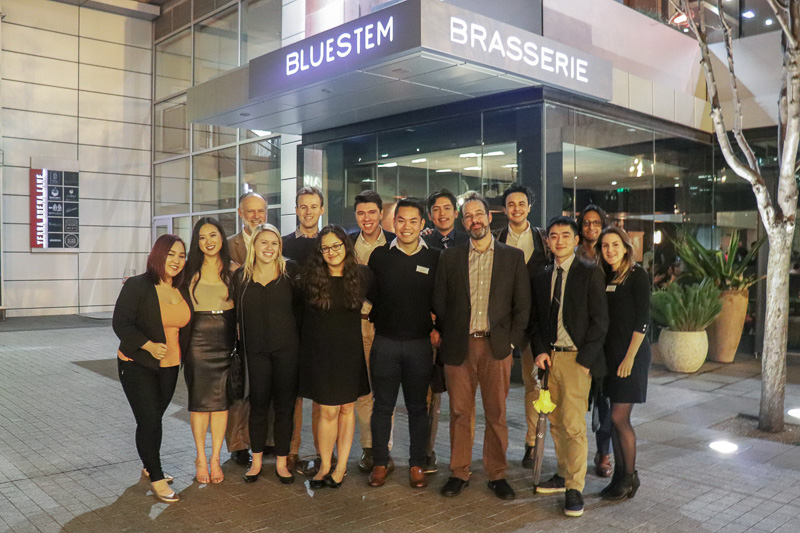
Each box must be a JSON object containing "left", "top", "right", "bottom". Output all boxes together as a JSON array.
[
  {"left": 433, "top": 193, "right": 531, "bottom": 500},
  {"left": 575, "top": 204, "right": 614, "bottom": 479}
]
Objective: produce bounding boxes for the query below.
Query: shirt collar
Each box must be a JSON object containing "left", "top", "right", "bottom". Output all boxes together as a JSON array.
[
  {"left": 469, "top": 236, "right": 495, "bottom": 254},
  {"left": 508, "top": 222, "right": 531, "bottom": 238},
  {"left": 555, "top": 253, "right": 576, "bottom": 272},
  {"left": 295, "top": 226, "right": 318, "bottom": 239},
  {"left": 389, "top": 237, "right": 428, "bottom": 255},
  {"left": 359, "top": 229, "right": 386, "bottom": 247}
]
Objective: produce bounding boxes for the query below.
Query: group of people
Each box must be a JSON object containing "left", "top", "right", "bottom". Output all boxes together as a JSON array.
[{"left": 113, "top": 183, "right": 651, "bottom": 518}]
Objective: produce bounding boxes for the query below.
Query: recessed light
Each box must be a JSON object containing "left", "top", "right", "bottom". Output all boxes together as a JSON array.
[
  {"left": 788, "top": 409, "right": 800, "bottom": 419},
  {"left": 742, "top": 10, "right": 755, "bottom": 18},
  {"left": 435, "top": 169, "right": 452, "bottom": 173},
  {"left": 675, "top": 183, "right": 680, "bottom": 187},
  {"left": 378, "top": 162, "right": 397, "bottom": 168},
  {"left": 629, "top": 166, "right": 635, "bottom": 172},
  {"left": 459, "top": 152, "right": 480, "bottom": 158},
  {"left": 709, "top": 441, "right": 738, "bottom": 453},
  {"left": 412, "top": 158, "right": 427, "bottom": 163},
  {"left": 611, "top": 181, "right": 617, "bottom": 185},
  {"left": 502, "top": 164, "right": 518, "bottom": 168},
  {"left": 766, "top": 19, "right": 774, "bottom": 26},
  {"left": 381, "top": 154, "right": 389, "bottom": 158},
  {"left": 464, "top": 166, "right": 481, "bottom": 171},
  {"left": 484, "top": 151, "right": 505, "bottom": 156}
]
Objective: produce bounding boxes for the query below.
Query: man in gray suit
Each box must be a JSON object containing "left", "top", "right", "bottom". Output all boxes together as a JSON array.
[{"left": 226, "top": 191, "right": 267, "bottom": 464}]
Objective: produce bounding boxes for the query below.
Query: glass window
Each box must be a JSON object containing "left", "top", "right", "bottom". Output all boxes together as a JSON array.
[
  {"left": 194, "top": 6, "right": 239, "bottom": 85},
  {"left": 193, "top": 123, "right": 237, "bottom": 151},
  {"left": 154, "top": 158, "right": 190, "bottom": 216},
  {"left": 155, "top": 95, "right": 189, "bottom": 160},
  {"left": 192, "top": 211, "right": 238, "bottom": 240},
  {"left": 155, "top": 29, "right": 192, "bottom": 100},
  {"left": 242, "top": 0, "right": 282, "bottom": 62},
  {"left": 240, "top": 137, "right": 281, "bottom": 207},
  {"left": 173, "top": 215, "right": 193, "bottom": 245},
  {"left": 192, "top": 147, "right": 237, "bottom": 212}
]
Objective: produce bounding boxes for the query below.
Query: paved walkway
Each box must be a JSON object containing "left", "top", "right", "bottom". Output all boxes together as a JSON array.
[{"left": 1, "top": 318, "right": 800, "bottom": 532}]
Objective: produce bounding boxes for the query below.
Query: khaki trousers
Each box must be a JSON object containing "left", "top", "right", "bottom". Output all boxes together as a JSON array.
[
  {"left": 289, "top": 398, "right": 320, "bottom": 455},
  {"left": 225, "top": 399, "right": 250, "bottom": 452},
  {"left": 444, "top": 337, "right": 512, "bottom": 481},
  {"left": 355, "top": 318, "right": 375, "bottom": 449},
  {"left": 547, "top": 350, "right": 592, "bottom": 492},
  {"left": 520, "top": 344, "right": 539, "bottom": 446}
]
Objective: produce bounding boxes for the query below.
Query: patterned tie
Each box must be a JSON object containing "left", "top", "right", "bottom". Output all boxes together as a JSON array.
[
  {"left": 441, "top": 235, "right": 451, "bottom": 249},
  {"left": 549, "top": 267, "right": 563, "bottom": 346}
]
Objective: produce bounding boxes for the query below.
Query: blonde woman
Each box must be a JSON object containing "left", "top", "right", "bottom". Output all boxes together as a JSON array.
[
  {"left": 596, "top": 226, "right": 651, "bottom": 501},
  {"left": 234, "top": 224, "right": 301, "bottom": 484}
]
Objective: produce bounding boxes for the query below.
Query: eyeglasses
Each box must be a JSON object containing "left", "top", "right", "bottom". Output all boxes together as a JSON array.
[
  {"left": 320, "top": 242, "right": 344, "bottom": 254},
  {"left": 582, "top": 220, "right": 603, "bottom": 228},
  {"left": 462, "top": 212, "right": 488, "bottom": 223}
]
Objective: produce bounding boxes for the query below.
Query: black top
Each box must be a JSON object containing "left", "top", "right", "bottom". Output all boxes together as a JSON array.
[
  {"left": 112, "top": 273, "right": 194, "bottom": 370},
  {"left": 423, "top": 228, "right": 469, "bottom": 250},
  {"left": 282, "top": 232, "right": 318, "bottom": 267},
  {"left": 368, "top": 245, "right": 439, "bottom": 340},
  {"left": 494, "top": 225, "right": 551, "bottom": 278}
]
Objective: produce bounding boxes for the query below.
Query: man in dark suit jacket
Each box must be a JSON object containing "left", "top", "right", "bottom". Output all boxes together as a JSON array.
[
  {"left": 423, "top": 189, "right": 469, "bottom": 250},
  {"left": 493, "top": 184, "right": 550, "bottom": 469},
  {"left": 433, "top": 193, "right": 530, "bottom": 501},
  {"left": 529, "top": 216, "right": 609, "bottom": 518}
]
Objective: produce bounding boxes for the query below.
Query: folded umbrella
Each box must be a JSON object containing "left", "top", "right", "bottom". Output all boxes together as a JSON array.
[{"left": 531, "top": 366, "right": 556, "bottom": 489}]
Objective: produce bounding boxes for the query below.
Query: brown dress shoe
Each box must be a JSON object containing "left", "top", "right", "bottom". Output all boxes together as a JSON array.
[
  {"left": 286, "top": 454, "right": 299, "bottom": 473},
  {"left": 594, "top": 452, "right": 613, "bottom": 477},
  {"left": 369, "top": 465, "right": 391, "bottom": 487},
  {"left": 409, "top": 466, "right": 427, "bottom": 488}
]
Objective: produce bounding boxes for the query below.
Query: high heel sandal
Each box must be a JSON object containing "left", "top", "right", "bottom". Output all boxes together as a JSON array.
[
  {"left": 195, "top": 458, "right": 211, "bottom": 484},
  {"left": 210, "top": 459, "right": 224, "bottom": 484},
  {"left": 151, "top": 480, "right": 180, "bottom": 503}
]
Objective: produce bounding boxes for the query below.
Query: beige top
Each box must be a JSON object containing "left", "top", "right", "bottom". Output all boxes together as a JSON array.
[
  {"left": 191, "top": 277, "right": 234, "bottom": 312},
  {"left": 354, "top": 229, "right": 387, "bottom": 265},
  {"left": 506, "top": 223, "right": 534, "bottom": 263}
]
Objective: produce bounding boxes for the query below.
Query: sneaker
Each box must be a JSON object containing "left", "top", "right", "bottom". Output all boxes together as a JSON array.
[
  {"left": 422, "top": 452, "right": 438, "bottom": 474},
  {"left": 564, "top": 489, "right": 584, "bottom": 517},
  {"left": 536, "top": 474, "right": 566, "bottom": 494},
  {"left": 358, "top": 448, "right": 374, "bottom": 472}
]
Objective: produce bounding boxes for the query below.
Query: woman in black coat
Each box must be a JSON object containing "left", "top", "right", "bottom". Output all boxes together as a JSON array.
[
  {"left": 596, "top": 226, "right": 651, "bottom": 501},
  {"left": 113, "top": 234, "right": 193, "bottom": 503}
]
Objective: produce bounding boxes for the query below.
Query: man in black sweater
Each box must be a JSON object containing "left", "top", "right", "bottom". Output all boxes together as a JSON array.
[{"left": 366, "top": 198, "right": 440, "bottom": 489}]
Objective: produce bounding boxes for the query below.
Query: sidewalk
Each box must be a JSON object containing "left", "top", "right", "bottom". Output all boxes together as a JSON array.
[{"left": 1, "top": 318, "right": 800, "bottom": 532}]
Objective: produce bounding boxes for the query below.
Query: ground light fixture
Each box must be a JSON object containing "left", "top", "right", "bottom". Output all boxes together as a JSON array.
[
  {"left": 709, "top": 441, "right": 738, "bottom": 454},
  {"left": 787, "top": 408, "right": 800, "bottom": 419}
]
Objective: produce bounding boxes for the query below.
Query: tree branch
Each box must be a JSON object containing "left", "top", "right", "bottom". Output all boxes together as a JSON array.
[{"left": 766, "top": 0, "right": 797, "bottom": 48}]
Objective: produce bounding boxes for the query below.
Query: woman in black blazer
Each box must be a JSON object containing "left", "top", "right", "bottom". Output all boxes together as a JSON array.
[
  {"left": 596, "top": 226, "right": 651, "bottom": 501},
  {"left": 113, "top": 234, "right": 193, "bottom": 503}
]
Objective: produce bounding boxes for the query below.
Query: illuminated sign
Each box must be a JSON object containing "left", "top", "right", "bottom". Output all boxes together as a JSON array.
[{"left": 29, "top": 168, "right": 79, "bottom": 250}]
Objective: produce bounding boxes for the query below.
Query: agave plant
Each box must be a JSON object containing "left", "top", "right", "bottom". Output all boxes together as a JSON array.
[
  {"left": 651, "top": 280, "right": 723, "bottom": 331},
  {"left": 672, "top": 229, "right": 765, "bottom": 290}
]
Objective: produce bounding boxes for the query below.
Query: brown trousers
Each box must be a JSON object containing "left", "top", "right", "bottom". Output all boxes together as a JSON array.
[
  {"left": 548, "top": 350, "right": 592, "bottom": 492},
  {"left": 444, "top": 337, "right": 512, "bottom": 481}
]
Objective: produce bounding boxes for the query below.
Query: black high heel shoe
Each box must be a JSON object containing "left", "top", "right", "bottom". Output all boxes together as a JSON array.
[
  {"left": 309, "top": 476, "right": 327, "bottom": 489},
  {"left": 276, "top": 469, "right": 294, "bottom": 485},
  {"left": 602, "top": 471, "right": 639, "bottom": 500},
  {"left": 324, "top": 472, "right": 345, "bottom": 488},
  {"left": 243, "top": 464, "right": 261, "bottom": 483}
]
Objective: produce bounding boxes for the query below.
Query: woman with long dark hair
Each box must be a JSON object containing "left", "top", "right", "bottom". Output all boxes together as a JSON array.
[
  {"left": 236, "top": 224, "right": 300, "bottom": 484},
  {"left": 596, "top": 226, "right": 651, "bottom": 500},
  {"left": 299, "top": 225, "right": 371, "bottom": 489},
  {"left": 183, "top": 217, "right": 236, "bottom": 484},
  {"left": 113, "top": 234, "right": 192, "bottom": 503}
]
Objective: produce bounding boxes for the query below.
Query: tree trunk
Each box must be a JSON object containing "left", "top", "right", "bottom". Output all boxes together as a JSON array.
[{"left": 759, "top": 224, "right": 793, "bottom": 432}]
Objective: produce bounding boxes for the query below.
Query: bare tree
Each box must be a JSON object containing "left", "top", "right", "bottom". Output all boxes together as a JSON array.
[{"left": 673, "top": 0, "right": 799, "bottom": 432}]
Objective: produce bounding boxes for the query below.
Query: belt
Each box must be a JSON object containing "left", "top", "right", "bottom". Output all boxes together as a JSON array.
[
  {"left": 470, "top": 331, "right": 490, "bottom": 338},
  {"left": 551, "top": 345, "right": 577, "bottom": 352},
  {"left": 361, "top": 313, "right": 370, "bottom": 320}
]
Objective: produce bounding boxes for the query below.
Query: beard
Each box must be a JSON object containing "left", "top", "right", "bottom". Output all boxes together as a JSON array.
[{"left": 468, "top": 223, "right": 490, "bottom": 240}]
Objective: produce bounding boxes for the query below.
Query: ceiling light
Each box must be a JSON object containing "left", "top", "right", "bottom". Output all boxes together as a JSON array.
[
  {"left": 502, "top": 164, "right": 518, "bottom": 168},
  {"left": 627, "top": 128, "right": 636, "bottom": 132},
  {"left": 435, "top": 169, "right": 452, "bottom": 173},
  {"left": 674, "top": 176, "right": 680, "bottom": 180},
  {"left": 788, "top": 409, "right": 800, "bottom": 419},
  {"left": 611, "top": 181, "right": 617, "bottom": 185},
  {"left": 675, "top": 183, "right": 680, "bottom": 187},
  {"left": 654, "top": 230, "right": 662, "bottom": 244},
  {"left": 412, "top": 158, "right": 427, "bottom": 163},
  {"left": 484, "top": 151, "right": 505, "bottom": 156},
  {"left": 250, "top": 130, "right": 272, "bottom": 137},
  {"left": 670, "top": 12, "right": 688, "bottom": 25},
  {"left": 378, "top": 162, "right": 397, "bottom": 167},
  {"left": 709, "top": 441, "right": 738, "bottom": 454},
  {"left": 459, "top": 152, "right": 480, "bottom": 158},
  {"left": 464, "top": 166, "right": 482, "bottom": 171},
  {"left": 381, "top": 153, "right": 389, "bottom": 158},
  {"left": 742, "top": 10, "right": 755, "bottom": 18},
  {"left": 683, "top": 28, "right": 689, "bottom": 33},
  {"left": 629, "top": 166, "right": 635, "bottom": 172},
  {"left": 766, "top": 19, "right": 774, "bottom": 26}
]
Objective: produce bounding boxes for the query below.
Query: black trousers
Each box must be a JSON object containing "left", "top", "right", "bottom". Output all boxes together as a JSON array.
[
  {"left": 370, "top": 335, "right": 432, "bottom": 468},
  {"left": 595, "top": 395, "right": 612, "bottom": 455},
  {"left": 247, "top": 348, "right": 299, "bottom": 456},
  {"left": 117, "top": 359, "right": 179, "bottom": 482}
]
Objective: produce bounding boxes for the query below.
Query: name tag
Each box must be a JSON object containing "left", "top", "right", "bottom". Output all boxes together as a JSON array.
[
  {"left": 416, "top": 265, "right": 429, "bottom": 274},
  {"left": 606, "top": 285, "right": 616, "bottom": 292}
]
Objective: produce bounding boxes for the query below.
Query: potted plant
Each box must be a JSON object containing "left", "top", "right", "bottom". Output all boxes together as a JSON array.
[
  {"left": 651, "top": 280, "right": 723, "bottom": 373},
  {"left": 672, "top": 230, "right": 765, "bottom": 363}
]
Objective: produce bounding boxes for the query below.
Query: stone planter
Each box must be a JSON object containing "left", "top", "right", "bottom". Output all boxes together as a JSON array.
[
  {"left": 706, "top": 289, "right": 749, "bottom": 363},
  {"left": 659, "top": 329, "right": 708, "bottom": 373}
]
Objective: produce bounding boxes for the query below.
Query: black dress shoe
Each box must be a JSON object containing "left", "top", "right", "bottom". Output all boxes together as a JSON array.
[
  {"left": 231, "top": 449, "right": 252, "bottom": 466},
  {"left": 324, "top": 473, "right": 344, "bottom": 488},
  {"left": 522, "top": 444, "right": 535, "bottom": 469},
  {"left": 309, "top": 477, "right": 326, "bottom": 489},
  {"left": 276, "top": 470, "right": 294, "bottom": 485},
  {"left": 487, "top": 479, "right": 516, "bottom": 500},
  {"left": 243, "top": 465, "right": 260, "bottom": 483},
  {"left": 440, "top": 477, "right": 469, "bottom": 497}
]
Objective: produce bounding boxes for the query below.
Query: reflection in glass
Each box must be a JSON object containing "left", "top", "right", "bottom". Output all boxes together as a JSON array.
[
  {"left": 243, "top": 0, "right": 282, "bottom": 62},
  {"left": 155, "top": 95, "right": 189, "bottom": 160},
  {"left": 240, "top": 137, "right": 282, "bottom": 206},
  {"left": 155, "top": 29, "right": 191, "bottom": 100},
  {"left": 194, "top": 6, "right": 239, "bottom": 85},
  {"left": 193, "top": 124, "right": 237, "bottom": 151},
  {"left": 193, "top": 211, "right": 237, "bottom": 240},
  {"left": 154, "top": 158, "right": 190, "bottom": 216},
  {"left": 192, "top": 147, "right": 237, "bottom": 212}
]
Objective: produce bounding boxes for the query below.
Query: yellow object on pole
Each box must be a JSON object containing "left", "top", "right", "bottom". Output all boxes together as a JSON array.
[{"left": 533, "top": 389, "right": 556, "bottom": 414}]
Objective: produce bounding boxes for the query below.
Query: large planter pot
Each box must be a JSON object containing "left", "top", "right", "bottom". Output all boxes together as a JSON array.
[
  {"left": 659, "top": 329, "right": 708, "bottom": 373},
  {"left": 706, "top": 289, "right": 749, "bottom": 363}
]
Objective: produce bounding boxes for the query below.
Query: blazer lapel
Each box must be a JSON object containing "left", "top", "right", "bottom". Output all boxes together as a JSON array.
[{"left": 457, "top": 245, "right": 470, "bottom": 297}]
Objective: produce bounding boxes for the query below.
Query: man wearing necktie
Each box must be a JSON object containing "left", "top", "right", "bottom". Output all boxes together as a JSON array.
[{"left": 528, "top": 216, "right": 608, "bottom": 517}]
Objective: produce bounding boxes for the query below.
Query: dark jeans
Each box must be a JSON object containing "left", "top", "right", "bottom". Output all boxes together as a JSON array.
[
  {"left": 117, "top": 359, "right": 179, "bottom": 482},
  {"left": 595, "top": 395, "right": 612, "bottom": 456},
  {"left": 247, "top": 348, "right": 299, "bottom": 456},
  {"left": 370, "top": 335, "right": 432, "bottom": 468}
]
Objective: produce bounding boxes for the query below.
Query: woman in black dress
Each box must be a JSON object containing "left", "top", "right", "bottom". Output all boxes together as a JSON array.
[
  {"left": 597, "top": 226, "right": 651, "bottom": 500},
  {"left": 236, "top": 223, "right": 301, "bottom": 484},
  {"left": 183, "top": 217, "right": 236, "bottom": 484},
  {"left": 299, "top": 225, "right": 371, "bottom": 489}
]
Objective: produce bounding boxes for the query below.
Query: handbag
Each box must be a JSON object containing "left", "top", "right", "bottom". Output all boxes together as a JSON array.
[
  {"left": 227, "top": 346, "right": 245, "bottom": 402},
  {"left": 430, "top": 349, "right": 447, "bottom": 393}
]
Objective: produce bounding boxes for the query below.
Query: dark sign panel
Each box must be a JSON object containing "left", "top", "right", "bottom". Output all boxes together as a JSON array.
[{"left": 29, "top": 168, "right": 80, "bottom": 250}]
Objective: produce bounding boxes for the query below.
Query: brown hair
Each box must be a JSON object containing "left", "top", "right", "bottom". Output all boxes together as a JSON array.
[
  {"left": 146, "top": 234, "right": 186, "bottom": 286},
  {"left": 596, "top": 226, "right": 636, "bottom": 284},
  {"left": 302, "top": 225, "right": 364, "bottom": 311}
]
